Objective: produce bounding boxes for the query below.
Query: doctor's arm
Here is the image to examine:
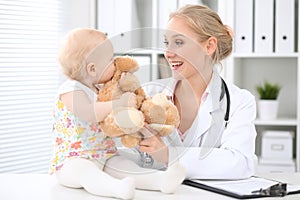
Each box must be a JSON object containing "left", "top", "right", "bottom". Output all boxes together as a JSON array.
[{"left": 169, "top": 92, "right": 257, "bottom": 180}]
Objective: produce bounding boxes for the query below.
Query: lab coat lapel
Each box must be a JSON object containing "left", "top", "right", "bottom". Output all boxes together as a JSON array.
[
  {"left": 192, "top": 70, "right": 224, "bottom": 141},
  {"left": 199, "top": 71, "right": 226, "bottom": 158},
  {"left": 183, "top": 90, "right": 213, "bottom": 147},
  {"left": 196, "top": 98, "right": 213, "bottom": 138},
  {"left": 183, "top": 70, "right": 226, "bottom": 147}
]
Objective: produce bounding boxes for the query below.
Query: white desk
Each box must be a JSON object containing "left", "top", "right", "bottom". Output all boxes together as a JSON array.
[{"left": 0, "top": 173, "right": 300, "bottom": 200}]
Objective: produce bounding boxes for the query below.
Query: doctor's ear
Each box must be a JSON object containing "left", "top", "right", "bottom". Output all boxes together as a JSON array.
[
  {"left": 205, "top": 37, "right": 217, "bottom": 56},
  {"left": 86, "top": 63, "right": 97, "bottom": 77}
]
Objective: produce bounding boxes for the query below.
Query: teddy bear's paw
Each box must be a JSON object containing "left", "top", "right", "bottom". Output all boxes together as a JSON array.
[
  {"left": 141, "top": 93, "right": 180, "bottom": 128},
  {"left": 121, "top": 133, "right": 142, "bottom": 148},
  {"left": 151, "top": 93, "right": 170, "bottom": 107},
  {"left": 100, "top": 115, "right": 125, "bottom": 137},
  {"left": 141, "top": 102, "right": 166, "bottom": 124},
  {"left": 165, "top": 104, "right": 180, "bottom": 127},
  {"left": 114, "top": 107, "right": 144, "bottom": 134}
]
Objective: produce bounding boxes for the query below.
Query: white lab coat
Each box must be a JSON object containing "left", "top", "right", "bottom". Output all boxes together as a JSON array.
[{"left": 141, "top": 72, "right": 257, "bottom": 180}]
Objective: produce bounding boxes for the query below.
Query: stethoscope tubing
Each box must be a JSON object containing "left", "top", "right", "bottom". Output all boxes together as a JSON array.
[{"left": 221, "top": 78, "right": 230, "bottom": 128}]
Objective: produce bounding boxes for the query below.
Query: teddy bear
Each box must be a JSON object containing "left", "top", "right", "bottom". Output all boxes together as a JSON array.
[
  {"left": 97, "top": 56, "right": 146, "bottom": 147},
  {"left": 98, "top": 56, "right": 180, "bottom": 148}
]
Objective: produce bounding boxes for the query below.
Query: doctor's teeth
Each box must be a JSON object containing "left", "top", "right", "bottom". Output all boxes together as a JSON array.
[{"left": 172, "top": 62, "right": 182, "bottom": 66}]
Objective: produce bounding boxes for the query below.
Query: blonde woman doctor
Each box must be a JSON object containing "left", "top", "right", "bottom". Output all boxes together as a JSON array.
[{"left": 133, "top": 5, "right": 257, "bottom": 180}]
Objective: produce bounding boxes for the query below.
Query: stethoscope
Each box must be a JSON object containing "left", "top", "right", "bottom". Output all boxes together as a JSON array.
[
  {"left": 140, "top": 77, "right": 231, "bottom": 167},
  {"left": 220, "top": 78, "right": 230, "bottom": 128}
]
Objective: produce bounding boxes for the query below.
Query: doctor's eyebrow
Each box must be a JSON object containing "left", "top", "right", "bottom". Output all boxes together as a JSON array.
[{"left": 164, "top": 33, "right": 186, "bottom": 39}]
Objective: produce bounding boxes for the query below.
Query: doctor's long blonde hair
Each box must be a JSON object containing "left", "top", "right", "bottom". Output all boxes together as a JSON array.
[{"left": 169, "top": 4, "right": 233, "bottom": 65}]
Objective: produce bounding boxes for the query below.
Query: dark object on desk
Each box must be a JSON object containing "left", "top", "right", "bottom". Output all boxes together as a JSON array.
[{"left": 251, "top": 183, "right": 287, "bottom": 197}]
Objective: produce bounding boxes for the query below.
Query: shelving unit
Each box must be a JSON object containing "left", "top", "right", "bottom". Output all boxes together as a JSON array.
[{"left": 221, "top": 0, "right": 300, "bottom": 172}]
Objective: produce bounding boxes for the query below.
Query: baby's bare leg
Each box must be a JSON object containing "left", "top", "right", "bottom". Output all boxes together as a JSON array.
[
  {"left": 104, "top": 155, "right": 185, "bottom": 193},
  {"left": 55, "top": 158, "right": 135, "bottom": 199}
]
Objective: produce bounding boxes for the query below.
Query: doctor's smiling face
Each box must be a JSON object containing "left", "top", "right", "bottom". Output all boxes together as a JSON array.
[{"left": 164, "top": 16, "right": 217, "bottom": 83}]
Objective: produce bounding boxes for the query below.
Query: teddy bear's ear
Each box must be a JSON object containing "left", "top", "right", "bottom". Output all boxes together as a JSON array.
[{"left": 114, "top": 56, "right": 139, "bottom": 72}]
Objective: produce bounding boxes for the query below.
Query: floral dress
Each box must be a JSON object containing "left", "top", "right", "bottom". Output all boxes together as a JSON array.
[{"left": 49, "top": 79, "right": 117, "bottom": 174}]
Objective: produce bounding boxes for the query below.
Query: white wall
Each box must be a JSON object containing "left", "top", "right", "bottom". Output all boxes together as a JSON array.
[
  {"left": 61, "top": 0, "right": 95, "bottom": 35},
  {"left": 58, "top": 0, "right": 95, "bottom": 83}
]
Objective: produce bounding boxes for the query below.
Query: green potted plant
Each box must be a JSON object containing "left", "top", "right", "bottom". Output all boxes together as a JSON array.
[{"left": 256, "top": 81, "right": 281, "bottom": 120}]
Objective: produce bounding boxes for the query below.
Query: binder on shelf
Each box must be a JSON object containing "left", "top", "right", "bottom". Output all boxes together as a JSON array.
[
  {"left": 183, "top": 176, "right": 300, "bottom": 199},
  {"left": 234, "top": 0, "right": 253, "bottom": 53},
  {"left": 254, "top": 0, "right": 274, "bottom": 53},
  {"left": 275, "top": 0, "right": 295, "bottom": 53}
]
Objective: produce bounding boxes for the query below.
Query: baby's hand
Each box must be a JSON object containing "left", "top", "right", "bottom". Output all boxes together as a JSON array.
[{"left": 116, "top": 92, "right": 137, "bottom": 108}]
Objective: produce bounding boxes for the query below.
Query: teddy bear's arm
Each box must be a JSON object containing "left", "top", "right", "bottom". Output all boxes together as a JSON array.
[{"left": 97, "top": 80, "right": 122, "bottom": 101}]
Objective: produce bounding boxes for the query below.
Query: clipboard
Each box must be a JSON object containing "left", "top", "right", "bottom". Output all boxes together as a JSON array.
[{"left": 182, "top": 176, "right": 300, "bottom": 199}]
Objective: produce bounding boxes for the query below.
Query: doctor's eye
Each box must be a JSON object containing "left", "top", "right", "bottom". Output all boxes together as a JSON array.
[
  {"left": 175, "top": 39, "right": 184, "bottom": 46},
  {"left": 163, "top": 40, "right": 169, "bottom": 47}
]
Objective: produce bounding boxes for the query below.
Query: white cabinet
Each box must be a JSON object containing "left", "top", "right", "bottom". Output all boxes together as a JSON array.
[
  {"left": 221, "top": 0, "right": 300, "bottom": 172},
  {"left": 97, "top": 0, "right": 141, "bottom": 52}
]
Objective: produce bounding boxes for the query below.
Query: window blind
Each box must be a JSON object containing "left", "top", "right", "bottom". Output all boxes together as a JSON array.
[{"left": 0, "top": 0, "right": 63, "bottom": 173}]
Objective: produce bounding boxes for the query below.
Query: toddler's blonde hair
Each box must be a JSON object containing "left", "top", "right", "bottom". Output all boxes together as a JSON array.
[{"left": 58, "top": 28, "right": 107, "bottom": 80}]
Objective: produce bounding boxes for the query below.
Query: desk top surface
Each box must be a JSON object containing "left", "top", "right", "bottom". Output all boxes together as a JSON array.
[{"left": 1, "top": 173, "right": 300, "bottom": 200}]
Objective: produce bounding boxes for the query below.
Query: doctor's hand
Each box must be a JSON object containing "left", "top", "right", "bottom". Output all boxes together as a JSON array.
[{"left": 138, "top": 126, "right": 169, "bottom": 165}]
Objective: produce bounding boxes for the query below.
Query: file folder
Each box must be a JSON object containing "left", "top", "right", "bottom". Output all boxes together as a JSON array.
[
  {"left": 254, "top": 0, "right": 274, "bottom": 53},
  {"left": 234, "top": 0, "right": 253, "bottom": 53},
  {"left": 275, "top": 0, "right": 295, "bottom": 53},
  {"left": 183, "top": 176, "right": 300, "bottom": 199}
]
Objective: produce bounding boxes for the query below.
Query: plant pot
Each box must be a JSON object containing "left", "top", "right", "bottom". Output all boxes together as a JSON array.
[{"left": 257, "top": 100, "right": 279, "bottom": 120}]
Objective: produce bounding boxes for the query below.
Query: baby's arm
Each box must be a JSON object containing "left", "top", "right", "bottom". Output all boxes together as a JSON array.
[{"left": 60, "top": 90, "right": 136, "bottom": 122}]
